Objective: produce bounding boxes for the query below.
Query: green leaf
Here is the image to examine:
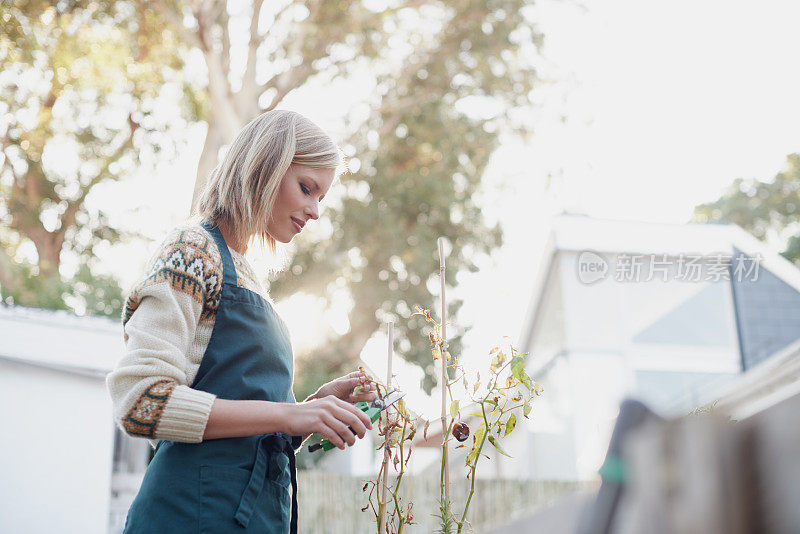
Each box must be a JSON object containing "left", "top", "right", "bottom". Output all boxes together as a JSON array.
[
  {"left": 465, "top": 425, "right": 484, "bottom": 466},
  {"left": 523, "top": 400, "right": 532, "bottom": 418},
  {"left": 504, "top": 413, "right": 516, "bottom": 436},
  {"left": 450, "top": 399, "right": 459, "bottom": 419},
  {"left": 465, "top": 446, "right": 479, "bottom": 467},
  {"left": 473, "top": 424, "right": 485, "bottom": 445},
  {"left": 487, "top": 434, "right": 512, "bottom": 458},
  {"left": 473, "top": 381, "right": 480, "bottom": 394},
  {"left": 468, "top": 410, "right": 483, "bottom": 418},
  {"left": 510, "top": 356, "right": 532, "bottom": 389}
]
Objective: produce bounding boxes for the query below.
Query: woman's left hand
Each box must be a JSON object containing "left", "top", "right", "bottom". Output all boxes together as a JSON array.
[{"left": 311, "top": 370, "right": 378, "bottom": 404}]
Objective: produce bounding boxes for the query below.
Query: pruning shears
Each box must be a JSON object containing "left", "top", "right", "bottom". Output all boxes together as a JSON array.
[{"left": 308, "top": 389, "right": 406, "bottom": 452}]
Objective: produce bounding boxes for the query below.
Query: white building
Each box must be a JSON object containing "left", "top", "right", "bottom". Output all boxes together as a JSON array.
[
  {"left": 505, "top": 214, "right": 800, "bottom": 481},
  {"left": 0, "top": 306, "right": 147, "bottom": 534}
]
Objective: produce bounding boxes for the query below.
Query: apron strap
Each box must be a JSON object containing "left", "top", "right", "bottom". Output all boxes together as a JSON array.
[
  {"left": 234, "top": 435, "right": 298, "bottom": 533},
  {"left": 201, "top": 221, "right": 237, "bottom": 287},
  {"left": 289, "top": 449, "right": 298, "bottom": 534}
]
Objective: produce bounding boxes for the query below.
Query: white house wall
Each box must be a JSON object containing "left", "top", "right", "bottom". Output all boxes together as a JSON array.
[
  {"left": 0, "top": 307, "right": 121, "bottom": 373},
  {"left": 478, "top": 347, "right": 632, "bottom": 481},
  {"left": 560, "top": 253, "right": 628, "bottom": 354},
  {"left": 521, "top": 350, "right": 631, "bottom": 481},
  {"left": 0, "top": 358, "right": 115, "bottom": 534},
  {"left": 528, "top": 254, "right": 567, "bottom": 370},
  {"left": 515, "top": 248, "right": 745, "bottom": 480}
]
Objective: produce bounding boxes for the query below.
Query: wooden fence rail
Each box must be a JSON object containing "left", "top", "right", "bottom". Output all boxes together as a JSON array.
[
  {"left": 578, "top": 387, "right": 800, "bottom": 534},
  {"left": 298, "top": 472, "right": 590, "bottom": 533}
]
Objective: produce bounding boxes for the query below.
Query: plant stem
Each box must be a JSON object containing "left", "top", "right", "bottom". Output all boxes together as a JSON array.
[
  {"left": 438, "top": 237, "right": 450, "bottom": 505},
  {"left": 380, "top": 322, "right": 394, "bottom": 533},
  {"left": 392, "top": 416, "right": 408, "bottom": 534},
  {"left": 457, "top": 402, "right": 489, "bottom": 533},
  {"left": 376, "top": 462, "right": 385, "bottom": 534}
]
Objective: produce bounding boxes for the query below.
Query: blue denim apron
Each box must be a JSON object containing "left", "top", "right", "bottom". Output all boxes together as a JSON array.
[{"left": 123, "top": 221, "right": 301, "bottom": 534}]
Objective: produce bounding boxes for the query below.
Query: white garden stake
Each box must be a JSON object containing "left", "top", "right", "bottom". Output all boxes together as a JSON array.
[
  {"left": 379, "top": 321, "right": 394, "bottom": 533},
  {"left": 438, "top": 237, "right": 450, "bottom": 502}
]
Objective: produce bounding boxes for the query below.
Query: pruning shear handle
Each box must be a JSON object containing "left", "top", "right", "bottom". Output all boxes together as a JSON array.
[{"left": 307, "top": 390, "right": 405, "bottom": 453}]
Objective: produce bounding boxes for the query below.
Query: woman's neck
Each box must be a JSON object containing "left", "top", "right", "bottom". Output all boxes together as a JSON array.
[{"left": 216, "top": 219, "right": 248, "bottom": 256}]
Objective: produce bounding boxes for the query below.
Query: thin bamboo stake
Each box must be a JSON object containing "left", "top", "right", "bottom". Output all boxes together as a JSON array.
[
  {"left": 379, "top": 321, "right": 394, "bottom": 533},
  {"left": 438, "top": 237, "right": 450, "bottom": 502}
]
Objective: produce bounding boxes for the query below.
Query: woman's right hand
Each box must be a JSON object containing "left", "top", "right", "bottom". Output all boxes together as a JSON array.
[{"left": 282, "top": 396, "right": 373, "bottom": 450}]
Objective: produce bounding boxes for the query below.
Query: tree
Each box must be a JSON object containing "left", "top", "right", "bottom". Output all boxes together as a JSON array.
[
  {"left": 693, "top": 153, "right": 800, "bottom": 266},
  {"left": 148, "top": 0, "right": 540, "bottom": 395},
  {"left": 0, "top": 0, "right": 200, "bottom": 316}
]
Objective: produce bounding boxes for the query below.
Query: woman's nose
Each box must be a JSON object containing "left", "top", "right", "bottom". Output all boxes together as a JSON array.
[{"left": 305, "top": 201, "right": 320, "bottom": 220}]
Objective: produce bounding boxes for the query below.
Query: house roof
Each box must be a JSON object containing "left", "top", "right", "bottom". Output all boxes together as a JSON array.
[
  {"left": 714, "top": 338, "right": 800, "bottom": 419},
  {"left": 517, "top": 214, "right": 800, "bottom": 370},
  {"left": 0, "top": 305, "right": 122, "bottom": 377}
]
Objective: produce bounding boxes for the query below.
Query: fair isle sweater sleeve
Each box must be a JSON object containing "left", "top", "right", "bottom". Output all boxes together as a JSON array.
[{"left": 106, "top": 227, "right": 222, "bottom": 443}]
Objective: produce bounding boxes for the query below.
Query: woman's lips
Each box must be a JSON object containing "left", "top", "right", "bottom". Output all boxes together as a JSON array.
[{"left": 291, "top": 218, "right": 303, "bottom": 232}]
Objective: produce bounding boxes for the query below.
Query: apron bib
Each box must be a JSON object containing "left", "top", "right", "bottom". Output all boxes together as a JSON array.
[{"left": 123, "top": 222, "right": 301, "bottom": 534}]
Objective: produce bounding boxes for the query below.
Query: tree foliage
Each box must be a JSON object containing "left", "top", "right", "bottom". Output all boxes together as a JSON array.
[
  {"left": 0, "top": 0, "right": 199, "bottom": 316},
  {"left": 693, "top": 153, "right": 800, "bottom": 266},
  {"left": 2, "top": 1, "right": 541, "bottom": 395},
  {"left": 104, "top": 0, "right": 541, "bottom": 390}
]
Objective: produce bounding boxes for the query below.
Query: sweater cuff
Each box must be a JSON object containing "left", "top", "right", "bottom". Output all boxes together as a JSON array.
[{"left": 155, "top": 385, "right": 216, "bottom": 443}]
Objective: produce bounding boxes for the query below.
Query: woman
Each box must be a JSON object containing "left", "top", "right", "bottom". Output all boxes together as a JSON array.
[{"left": 107, "top": 110, "right": 376, "bottom": 534}]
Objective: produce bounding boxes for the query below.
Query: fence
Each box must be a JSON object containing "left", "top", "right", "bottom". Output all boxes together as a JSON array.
[
  {"left": 577, "top": 379, "right": 800, "bottom": 533},
  {"left": 298, "top": 471, "right": 592, "bottom": 533}
]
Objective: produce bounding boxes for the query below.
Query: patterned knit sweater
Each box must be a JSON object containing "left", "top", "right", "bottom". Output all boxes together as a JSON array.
[{"left": 106, "top": 224, "right": 273, "bottom": 446}]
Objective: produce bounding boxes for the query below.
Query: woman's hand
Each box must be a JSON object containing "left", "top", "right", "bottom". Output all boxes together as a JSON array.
[
  {"left": 309, "top": 370, "right": 379, "bottom": 404},
  {"left": 282, "top": 396, "right": 374, "bottom": 450}
]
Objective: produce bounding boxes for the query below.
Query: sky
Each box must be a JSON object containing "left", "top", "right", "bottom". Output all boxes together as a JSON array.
[{"left": 85, "top": 0, "right": 800, "bottom": 414}]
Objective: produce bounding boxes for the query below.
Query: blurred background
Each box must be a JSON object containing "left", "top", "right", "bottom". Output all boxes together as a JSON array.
[{"left": 2, "top": 0, "right": 800, "bottom": 532}]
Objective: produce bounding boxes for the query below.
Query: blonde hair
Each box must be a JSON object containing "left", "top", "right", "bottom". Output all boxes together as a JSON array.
[{"left": 194, "top": 110, "right": 342, "bottom": 253}]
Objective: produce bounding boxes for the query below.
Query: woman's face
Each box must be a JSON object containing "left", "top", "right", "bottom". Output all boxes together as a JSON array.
[{"left": 267, "top": 163, "right": 336, "bottom": 243}]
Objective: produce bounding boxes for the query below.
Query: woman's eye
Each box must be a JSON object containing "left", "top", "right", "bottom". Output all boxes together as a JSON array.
[{"left": 300, "top": 184, "right": 310, "bottom": 195}]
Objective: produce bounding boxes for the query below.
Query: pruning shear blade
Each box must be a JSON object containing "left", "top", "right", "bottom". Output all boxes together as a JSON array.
[{"left": 373, "top": 389, "right": 405, "bottom": 410}]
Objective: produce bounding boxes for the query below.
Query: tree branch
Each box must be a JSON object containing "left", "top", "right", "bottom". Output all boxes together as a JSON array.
[
  {"left": 220, "top": 5, "right": 231, "bottom": 80},
  {"left": 205, "top": 0, "right": 227, "bottom": 22},
  {"left": 0, "top": 241, "right": 21, "bottom": 298},
  {"left": 195, "top": 6, "right": 242, "bottom": 139},
  {"left": 60, "top": 114, "right": 140, "bottom": 235},
  {"left": 257, "top": 0, "right": 313, "bottom": 103},
  {"left": 260, "top": 0, "right": 304, "bottom": 53},
  {"left": 381, "top": 0, "right": 437, "bottom": 17},
  {"left": 0, "top": 132, "right": 9, "bottom": 178},
  {"left": 240, "top": 0, "right": 266, "bottom": 106},
  {"left": 261, "top": 63, "right": 314, "bottom": 111}
]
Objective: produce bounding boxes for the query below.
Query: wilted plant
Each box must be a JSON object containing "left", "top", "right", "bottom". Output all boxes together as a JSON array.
[
  {"left": 412, "top": 305, "right": 543, "bottom": 534},
  {"left": 358, "top": 307, "right": 543, "bottom": 534},
  {"left": 358, "top": 372, "right": 420, "bottom": 534}
]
